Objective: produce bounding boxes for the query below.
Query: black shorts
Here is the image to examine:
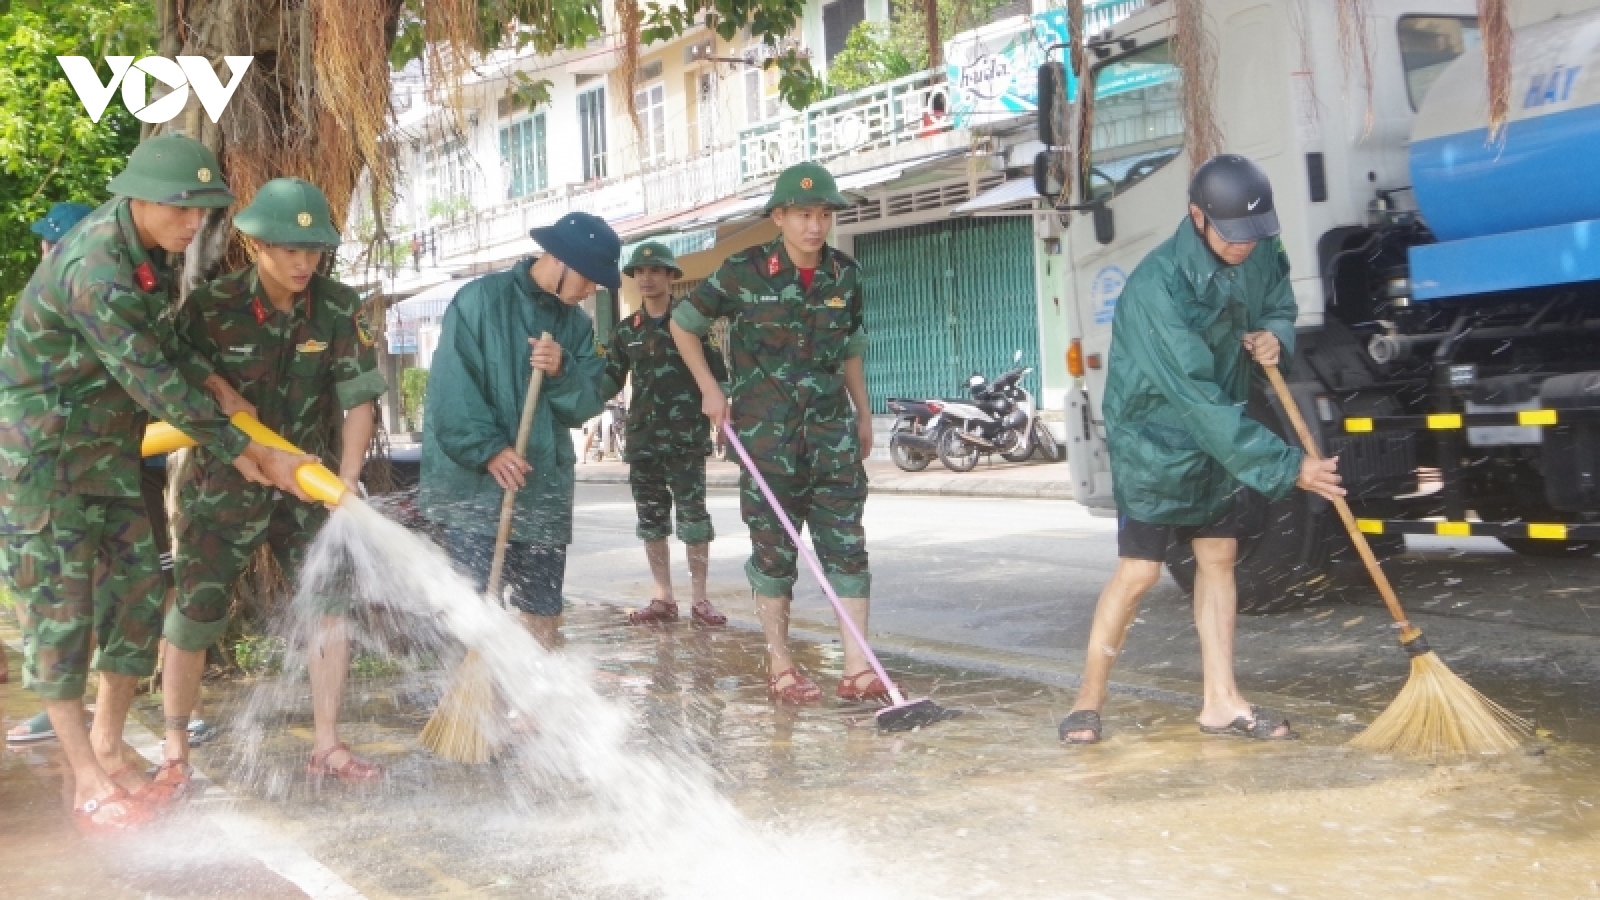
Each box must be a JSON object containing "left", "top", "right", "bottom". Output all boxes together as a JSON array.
[
  {"left": 1117, "top": 511, "right": 1239, "bottom": 562},
  {"left": 442, "top": 527, "right": 567, "bottom": 617}
]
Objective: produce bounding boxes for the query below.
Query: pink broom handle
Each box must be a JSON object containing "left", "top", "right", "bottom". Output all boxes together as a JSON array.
[{"left": 721, "top": 421, "right": 906, "bottom": 707}]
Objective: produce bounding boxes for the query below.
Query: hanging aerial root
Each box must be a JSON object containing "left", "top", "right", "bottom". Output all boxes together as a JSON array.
[
  {"left": 1172, "top": 0, "right": 1221, "bottom": 169},
  {"left": 1478, "top": 0, "right": 1513, "bottom": 142}
]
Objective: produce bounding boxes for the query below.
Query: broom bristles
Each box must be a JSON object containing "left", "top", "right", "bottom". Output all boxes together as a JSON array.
[
  {"left": 420, "top": 650, "right": 498, "bottom": 764},
  {"left": 1349, "top": 651, "right": 1530, "bottom": 758}
]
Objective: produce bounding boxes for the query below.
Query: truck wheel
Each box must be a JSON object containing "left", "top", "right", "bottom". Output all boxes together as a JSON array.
[
  {"left": 1164, "top": 491, "right": 1337, "bottom": 614},
  {"left": 1496, "top": 537, "right": 1600, "bottom": 558}
]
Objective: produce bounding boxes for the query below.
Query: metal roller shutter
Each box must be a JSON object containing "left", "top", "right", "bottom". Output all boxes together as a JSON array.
[{"left": 856, "top": 217, "right": 1039, "bottom": 413}]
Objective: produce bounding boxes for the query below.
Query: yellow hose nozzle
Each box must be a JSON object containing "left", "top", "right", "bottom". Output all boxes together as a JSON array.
[{"left": 142, "top": 413, "right": 349, "bottom": 506}]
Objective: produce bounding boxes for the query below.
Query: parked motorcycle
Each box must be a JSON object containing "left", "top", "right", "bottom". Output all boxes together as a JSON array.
[
  {"left": 936, "top": 352, "right": 1063, "bottom": 473},
  {"left": 886, "top": 397, "right": 948, "bottom": 472}
]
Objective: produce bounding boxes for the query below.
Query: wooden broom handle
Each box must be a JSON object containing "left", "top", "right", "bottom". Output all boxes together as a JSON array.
[
  {"left": 1262, "top": 364, "right": 1417, "bottom": 637},
  {"left": 486, "top": 332, "right": 552, "bottom": 601}
]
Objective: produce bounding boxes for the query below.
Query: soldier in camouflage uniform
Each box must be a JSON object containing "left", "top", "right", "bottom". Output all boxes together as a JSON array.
[
  {"left": 0, "top": 135, "right": 313, "bottom": 831},
  {"left": 670, "top": 162, "right": 884, "bottom": 706},
  {"left": 600, "top": 241, "right": 728, "bottom": 627},
  {"left": 153, "top": 178, "right": 389, "bottom": 797}
]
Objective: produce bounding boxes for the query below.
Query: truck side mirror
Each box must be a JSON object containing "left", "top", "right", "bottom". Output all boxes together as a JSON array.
[
  {"left": 1033, "top": 150, "right": 1071, "bottom": 204},
  {"left": 1093, "top": 202, "right": 1114, "bottom": 245},
  {"left": 1037, "top": 62, "right": 1069, "bottom": 147}
]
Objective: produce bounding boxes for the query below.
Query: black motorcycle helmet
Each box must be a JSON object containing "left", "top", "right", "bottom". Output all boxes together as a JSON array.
[{"left": 1189, "top": 154, "right": 1280, "bottom": 243}]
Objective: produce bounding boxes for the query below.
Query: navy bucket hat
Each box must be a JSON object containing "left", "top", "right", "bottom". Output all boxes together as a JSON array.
[
  {"left": 31, "top": 202, "right": 95, "bottom": 243},
  {"left": 530, "top": 212, "right": 622, "bottom": 291}
]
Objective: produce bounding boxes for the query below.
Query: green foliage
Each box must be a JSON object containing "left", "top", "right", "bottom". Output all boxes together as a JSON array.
[
  {"left": 0, "top": 0, "right": 153, "bottom": 336},
  {"left": 885, "top": 0, "right": 1007, "bottom": 73},
  {"left": 827, "top": 23, "right": 915, "bottom": 95},
  {"left": 232, "top": 634, "right": 287, "bottom": 676},
  {"left": 508, "top": 71, "right": 553, "bottom": 111},
  {"left": 387, "top": 0, "right": 823, "bottom": 112},
  {"left": 400, "top": 367, "right": 429, "bottom": 431}
]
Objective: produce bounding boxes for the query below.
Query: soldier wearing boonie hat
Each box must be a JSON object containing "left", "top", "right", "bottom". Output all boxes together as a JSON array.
[
  {"left": 421, "top": 211, "right": 617, "bottom": 653},
  {"left": 603, "top": 241, "right": 729, "bottom": 628},
  {"left": 150, "top": 177, "right": 389, "bottom": 798},
  {"left": 0, "top": 135, "right": 311, "bottom": 832},
  {"left": 670, "top": 161, "right": 886, "bottom": 707}
]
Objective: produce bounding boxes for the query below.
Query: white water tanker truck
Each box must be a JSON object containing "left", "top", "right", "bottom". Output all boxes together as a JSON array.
[{"left": 1045, "top": 0, "right": 1600, "bottom": 611}]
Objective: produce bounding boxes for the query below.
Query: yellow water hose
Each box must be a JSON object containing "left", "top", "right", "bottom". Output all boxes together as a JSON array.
[{"left": 141, "top": 413, "right": 349, "bottom": 506}]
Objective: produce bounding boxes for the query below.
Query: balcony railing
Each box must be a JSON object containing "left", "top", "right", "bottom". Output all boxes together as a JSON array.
[{"left": 737, "top": 68, "right": 951, "bottom": 183}]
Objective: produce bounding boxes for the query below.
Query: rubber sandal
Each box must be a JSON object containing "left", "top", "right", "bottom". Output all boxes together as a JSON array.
[
  {"left": 7, "top": 711, "right": 56, "bottom": 744},
  {"left": 306, "top": 742, "right": 384, "bottom": 780},
  {"left": 627, "top": 599, "right": 679, "bottom": 625},
  {"left": 104, "top": 765, "right": 150, "bottom": 800},
  {"left": 1059, "top": 710, "right": 1103, "bottom": 744},
  {"left": 767, "top": 668, "right": 822, "bottom": 705},
  {"left": 836, "top": 670, "right": 891, "bottom": 703},
  {"left": 140, "top": 760, "right": 192, "bottom": 810},
  {"left": 1198, "top": 706, "right": 1297, "bottom": 741},
  {"left": 187, "top": 720, "right": 220, "bottom": 746},
  {"left": 690, "top": 602, "right": 727, "bottom": 627},
  {"left": 73, "top": 786, "right": 152, "bottom": 835}
]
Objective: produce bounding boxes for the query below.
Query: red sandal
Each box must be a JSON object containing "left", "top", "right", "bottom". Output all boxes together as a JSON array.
[
  {"left": 690, "top": 602, "right": 727, "bottom": 626},
  {"left": 837, "top": 670, "right": 892, "bottom": 704},
  {"left": 767, "top": 668, "right": 822, "bottom": 705},
  {"left": 73, "top": 786, "right": 152, "bottom": 835},
  {"left": 627, "top": 599, "right": 679, "bottom": 625},
  {"left": 306, "top": 742, "right": 383, "bottom": 781},
  {"left": 140, "top": 760, "right": 193, "bottom": 810}
]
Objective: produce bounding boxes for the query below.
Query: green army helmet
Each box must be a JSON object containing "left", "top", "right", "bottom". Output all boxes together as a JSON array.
[
  {"left": 764, "top": 162, "right": 850, "bottom": 214},
  {"left": 622, "top": 241, "right": 683, "bottom": 278},
  {"left": 106, "top": 134, "right": 234, "bottom": 208},
  {"left": 233, "top": 178, "right": 341, "bottom": 249}
]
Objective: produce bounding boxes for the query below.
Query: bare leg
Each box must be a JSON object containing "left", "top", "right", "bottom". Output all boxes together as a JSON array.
[
  {"left": 644, "top": 539, "right": 675, "bottom": 606},
  {"left": 836, "top": 597, "right": 872, "bottom": 676},
  {"left": 46, "top": 697, "right": 117, "bottom": 807},
  {"left": 307, "top": 616, "right": 351, "bottom": 761},
  {"left": 1190, "top": 538, "right": 1288, "bottom": 735},
  {"left": 518, "top": 612, "right": 563, "bottom": 652},
  {"left": 756, "top": 593, "right": 796, "bottom": 675},
  {"left": 687, "top": 543, "right": 721, "bottom": 619},
  {"left": 87, "top": 673, "right": 143, "bottom": 794},
  {"left": 160, "top": 645, "right": 207, "bottom": 763},
  {"left": 1063, "top": 558, "right": 1163, "bottom": 741}
]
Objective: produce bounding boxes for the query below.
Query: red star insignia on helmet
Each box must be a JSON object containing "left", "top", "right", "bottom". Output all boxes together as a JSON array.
[
  {"left": 134, "top": 263, "right": 157, "bottom": 292},
  {"left": 799, "top": 177, "right": 814, "bottom": 190}
]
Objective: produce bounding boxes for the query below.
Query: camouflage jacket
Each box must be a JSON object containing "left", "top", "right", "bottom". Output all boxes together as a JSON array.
[
  {"left": 175, "top": 268, "right": 387, "bottom": 502},
  {"left": 673, "top": 237, "right": 867, "bottom": 477},
  {"left": 0, "top": 199, "right": 248, "bottom": 502},
  {"left": 599, "top": 297, "right": 726, "bottom": 462}
]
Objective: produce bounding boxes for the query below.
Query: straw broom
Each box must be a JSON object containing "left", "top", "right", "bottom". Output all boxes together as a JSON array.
[
  {"left": 1264, "top": 364, "right": 1529, "bottom": 757},
  {"left": 421, "top": 335, "right": 551, "bottom": 763}
]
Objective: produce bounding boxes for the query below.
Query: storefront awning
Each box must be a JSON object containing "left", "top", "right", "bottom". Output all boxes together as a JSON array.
[
  {"left": 393, "top": 277, "right": 474, "bottom": 323},
  {"left": 951, "top": 178, "right": 1042, "bottom": 216},
  {"left": 620, "top": 227, "right": 718, "bottom": 261}
]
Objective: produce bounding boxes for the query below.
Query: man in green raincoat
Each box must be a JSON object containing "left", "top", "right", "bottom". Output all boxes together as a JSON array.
[
  {"left": 419, "top": 212, "right": 615, "bottom": 649},
  {"left": 1058, "top": 156, "right": 1343, "bottom": 746}
]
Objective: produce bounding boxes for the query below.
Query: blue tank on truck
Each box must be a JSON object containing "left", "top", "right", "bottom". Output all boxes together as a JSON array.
[{"left": 1409, "top": 8, "right": 1600, "bottom": 300}]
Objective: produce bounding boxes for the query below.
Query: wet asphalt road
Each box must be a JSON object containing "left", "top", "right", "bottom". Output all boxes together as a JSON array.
[{"left": 567, "top": 483, "right": 1600, "bottom": 745}]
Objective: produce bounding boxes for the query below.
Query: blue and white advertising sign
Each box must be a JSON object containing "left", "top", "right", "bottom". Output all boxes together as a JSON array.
[
  {"left": 944, "top": 11, "right": 1073, "bottom": 129},
  {"left": 1090, "top": 265, "right": 1126, "bottom": 325}
]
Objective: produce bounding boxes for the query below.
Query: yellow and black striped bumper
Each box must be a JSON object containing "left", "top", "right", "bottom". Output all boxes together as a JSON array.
[
  {"left": 1342, "top": 408, "right": 1600, "bottom": 433},
  {"left": 1355, "top": 519, "right": 1600, "bottom": 541}
]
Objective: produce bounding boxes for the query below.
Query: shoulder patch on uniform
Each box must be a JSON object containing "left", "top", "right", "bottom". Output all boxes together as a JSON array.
[{"left": 353, "top": 310, "right": 376, "bottom": 347}]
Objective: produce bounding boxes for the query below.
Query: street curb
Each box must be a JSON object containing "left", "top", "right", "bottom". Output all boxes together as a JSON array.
[{"left": 574, "top": 468, "right": 1079, "bottom": 501}]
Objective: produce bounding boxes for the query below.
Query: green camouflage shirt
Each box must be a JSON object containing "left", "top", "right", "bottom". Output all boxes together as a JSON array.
[
  {"left": 0, "top": 198, "right": 248, "bottom": 500},
  {"left": 673, "top": 237, "right": 867, "bottom": 477},
  {"left": 600, "top": 297, "right": 726, "bottom": 462},
  {"left": 177, "top": 268, "right": 387, "bottom": 494}
]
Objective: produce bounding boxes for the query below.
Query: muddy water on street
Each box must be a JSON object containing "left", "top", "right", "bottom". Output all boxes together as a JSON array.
[{"left": 7, "top": 597, "right": 1597, "bottom": 899}]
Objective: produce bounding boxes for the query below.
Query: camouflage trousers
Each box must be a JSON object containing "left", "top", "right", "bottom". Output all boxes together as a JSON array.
[
  {"left": 0, "top": 493, "right": 164, "bottom": 700},
  {"left": 165, "top": 497, "right": 330, "bottom": 652},
  {"left": 629, "top": 452, "right": 715, "bottom": 544},
  {"left": 739, "top": 462, "right": 870, "bottom": 598}
]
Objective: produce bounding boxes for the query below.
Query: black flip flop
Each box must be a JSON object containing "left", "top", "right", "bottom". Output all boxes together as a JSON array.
[
  {"left": 1059, "top": 709, "right": 1102, "bottom": 744},
  {"left": 1198, "top": 706, "right": 1297, "bottom": 741}
]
